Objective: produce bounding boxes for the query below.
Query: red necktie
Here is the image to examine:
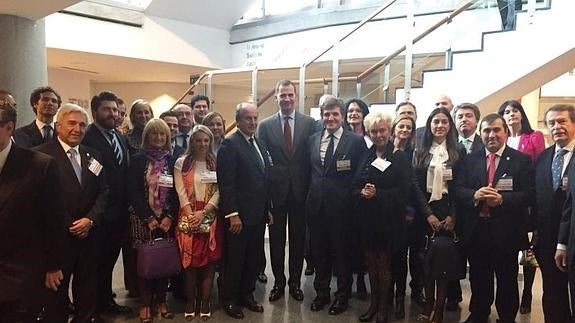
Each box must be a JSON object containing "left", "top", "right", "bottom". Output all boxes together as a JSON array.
[
  {"left": 284, "top": 116, "right": 292, "bottom": 156},
  {"left": 480, "top": 152, "right": 496, "bottom": 217}
]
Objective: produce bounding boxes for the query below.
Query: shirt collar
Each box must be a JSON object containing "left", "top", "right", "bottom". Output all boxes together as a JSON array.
[
  {"left": 557, "top": 138, "right": 575, "bottom": 153},
  {"left": 485, "top": 144, "right": 506, "bottom": 158},
  {"left": 35, "top": 119, "right": 54, "bottom": 130},
  {"left": 459, "top": 133, "right": 475, "bottom": 142},
  {"left": 323, "top": 127, "right": 343, "bottom": 140},
  {"left": 57, "top": 137, "right": 78, "bottom": 154},
  {"left": 238, "top": 129, "right": 255, "bottom": 142},
  {"left": 278, "top": 110, "right": 295, "bottom": 120}
]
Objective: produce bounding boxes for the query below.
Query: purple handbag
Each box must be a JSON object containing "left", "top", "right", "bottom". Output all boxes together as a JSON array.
[{"left": 137, "top": 232, "right": 181, "bottom": 279}]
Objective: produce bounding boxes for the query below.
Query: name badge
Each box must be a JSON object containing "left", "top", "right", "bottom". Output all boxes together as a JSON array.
[
  {"left": 442, "top": 167, "right": 453, "bottom": 181},
  {"left": 200, "top": 171, "right": 218, "bottom": 184},
  {"left": 158, "top": 174, "right": 174, "bottom": 187},
  {"left": 495, "top": 176, "right": 513, "bottom": 191},
  {"left": 88, "top": 157, "right": 102, "bottom": 176},
  {"left": 562, "top": 176, "right": 568, "bottom": 190},
  {"left": 371, "top": 157, "right": 391, "bottom": 173},
  {"left": 336, "top": 159, "right": 351, "bottom": 172}
]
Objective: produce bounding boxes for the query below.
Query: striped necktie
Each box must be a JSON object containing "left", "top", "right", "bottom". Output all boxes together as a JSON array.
[{"left": 107, "top": 130, "right": 123, "bottom": 165}]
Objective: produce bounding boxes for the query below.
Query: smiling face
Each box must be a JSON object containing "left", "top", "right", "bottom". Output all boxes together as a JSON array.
[
  {"left": 394, "top": 118, "right": 413, "bottom": 141},
  {"left": 481, "top": 117, "right": 508, "bottom": 153},
  {"left": 35, "top": 92, "right": 60, "bottom": 120},
  {"left": 346, "top": 102, "right": 364, "bottom": 126},
  {"left": 146, "top": 129, "right": 168, "bottom": 149},
  {"left": 192, "top": 130, "right": 211, "bottom": 156},
  {"left": 175, "top": 104, "right": 193, "bottom": 132},
  {"left": 275, "top": 84, "right": 297, "bottom": 115},
  {"left": 237, "top": 104, "right": 258, "bottom": 137},
  {"left": 430, "top": 112, "right": 450, "bottom": 142},
  {"left": 206, "top": 115, "right": 224, "bottom": 140},
  {"left": 546, "top": 110, "right": 575, "bottom": 147},
  {"left": 131, "top": 103, "right": 152, "bottom": 129},
  {"left": 192, "top": 99, "right": 209, "bottom": 123},
  {"left": 368, "top": 120, "right": 390, "bottom": 148},
  {"left": 162, "top": 116, "right": 179, "bottom": 140},
  {"left": 322, "top": 106, "right": 344, "bottom": 134},
  {"left": 93, "top": 100, "right": 118, "bottom": 130},
  {"left": 57, "top": 111, "right": 87, "bottom": 147}
]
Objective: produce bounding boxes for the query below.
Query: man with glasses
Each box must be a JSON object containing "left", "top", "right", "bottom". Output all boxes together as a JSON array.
[
  {"left": 14, "top": 86, "right": 62, "bottom": 148},
  {"left": 174, "top": 103, "right": 194, "bottom": 150}
]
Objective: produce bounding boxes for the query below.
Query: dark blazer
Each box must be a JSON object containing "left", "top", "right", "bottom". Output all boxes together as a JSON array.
[
  {"left": 455, "top": 146, "right": 535, "bottom": 252},
  {"left": 257, "top": 111, "right": 316, "bottom": 208},
  {"left": 128, "top": 152, "right": 176, "bottom": 222},
  {"left": 0, "top": 144, "right": 66, "bottom": 302},
  {"left": 306, "top": 129, "right": 367, "bottom": 219},
  {"left": 558, "top": 156, "right": 575, "bottom": 268},
  {"left": 34, "top": 141, "right": 109, "bottom": 228},
  {"left": 352, "top": 143, "right": 411, "bottom": 252},
  {"left": 82, "top": 124, "right": 130, "bottom": 221},
  {"left": 217, "top": 131, "right": 271, "bottom": 226},
  {"left": 536, "top": 146, "right": 574, "bottom": 253},
  {"left": 14, "top": 121, "right": 57, "bottom": 148},
  {"left": 469, "top": 134, "right": 485, "bottom": 154}
]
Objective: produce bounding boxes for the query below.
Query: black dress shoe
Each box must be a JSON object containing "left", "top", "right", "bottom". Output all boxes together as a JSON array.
[
  {"left": 356, "top": 275, "right": 367, "bottom": 300},
  {"left": 460, "top": 315, "right": 488, "bottom": 323},
  {"left": 305, "top": 267, "right": 314, "bottom": 276},
  {"left": 269, "top": 286, "right": 284, "bottom": 302},
  {"left": 328, "top": 299, "right": 348, "bottom": 315},
  {"left": 100, "top": 300, "right": 131, "bottom": 314},
  {"left": 411, "top": 292, "right": 426, "bottom": 306},
  {"left": 445, "top": 298, "right": 459, "bottom": 311},
  {"left": 240, "top": 298, "right": 264, "bottom": 313},
  {"left": 310, "top": 296, "right": 330, "bottom": 311},
  {"left": 223, "top": 304, "right": 244, "bottom": 319},
  {"left": 257, "top": 272, "right": 268, "bottom": 283},
  {"left": 289, "top": 287, "right": 304, "bottom": 301}
]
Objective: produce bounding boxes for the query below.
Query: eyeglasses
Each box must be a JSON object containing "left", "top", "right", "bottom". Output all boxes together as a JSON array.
[{"left": 0, "top": 99, "right": 15, "bottom": 109}]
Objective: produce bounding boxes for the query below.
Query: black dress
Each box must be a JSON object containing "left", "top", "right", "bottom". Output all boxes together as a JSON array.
[{"left": 352, "top": 142, "right": 411, "bottom": 253}]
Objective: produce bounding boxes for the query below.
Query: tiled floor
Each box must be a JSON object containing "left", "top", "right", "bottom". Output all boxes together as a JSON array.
[{"left": 104, "top": 243, "right": 544, "bottom": 323}]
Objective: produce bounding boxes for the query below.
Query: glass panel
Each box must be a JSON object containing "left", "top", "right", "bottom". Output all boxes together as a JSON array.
[
  {"left": 210, "top": 71, "right": 253, "bottom": 130},
  {"left": 256, "top": 68, "right": 300, "bottom": 118},
  {"left": 264, "top": 0, "right": 317, "bottom": 16}
]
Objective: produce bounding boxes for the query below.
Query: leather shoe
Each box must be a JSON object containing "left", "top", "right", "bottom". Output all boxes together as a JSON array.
[
  {"left": 223, "top": 303, "right": 244, "bottom": 319},
  {"left": 289, "top": 287, "right": 304, "bottom": 301},
  {"left": 305, "top": 266, "right": 314, "bottom": 276},
  {"left": 411, "top": 292, "right": 426, "bottom": 306},
  {"left": 240, "top": 298, "right": 264, "bottom": 313},
  {"left": 310, "top": 296, "right": 330, "bottom": 311},
  {"left": 269, "top": 286, "right": 284, "bottom": 302},
  {"left": 99, "top": 300, "right": 131, "bottom": 314},
  {"left": 257, "top": 272, "right": 268, "bottom": 283},
  {"left": 445, "top": 298, "right": 459, "bottom": 311},
  {"left": 460, "top": 315, "right": 488, "bottom": 323},
  {"left": 328, "top": 299, "right": 348, "bottom": 315}
]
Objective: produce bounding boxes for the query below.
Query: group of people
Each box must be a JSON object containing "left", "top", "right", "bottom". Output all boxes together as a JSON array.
[{"left": 1, "top": 81, "right": 575, "bottom": 323}]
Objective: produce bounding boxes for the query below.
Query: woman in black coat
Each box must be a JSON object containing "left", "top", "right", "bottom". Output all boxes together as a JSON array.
[{"left": 352, "top": 112, "right": 411, "bottom": 323}]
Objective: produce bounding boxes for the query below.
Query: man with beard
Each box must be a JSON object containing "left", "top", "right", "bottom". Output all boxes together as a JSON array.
[
  {"left": 191, "top": 95, "right": 210, "bottom": 125},
  {"left": 14, "top": 86, "right": 62, "bottom": 148}
]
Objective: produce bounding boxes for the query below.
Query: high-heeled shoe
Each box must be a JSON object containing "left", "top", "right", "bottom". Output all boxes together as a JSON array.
[
  {"left": 157, "top": 303, "right": 174, "bottom": 319},
  {"left": 199, "top": 300, "right": 211, "bottom": 321},
  {"left": 184, "top": 312, "right": 195, "bottom": 321},
  {"left": 139, "top": 306, "right": 153, "bottom": 323}
]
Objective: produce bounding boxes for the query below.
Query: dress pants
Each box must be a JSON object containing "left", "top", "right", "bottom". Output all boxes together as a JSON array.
[
  {"left": 97, "top": 217, "right": 128, "bottom": 308},
  {"left": 535, "top": 247, "right": 572, "bottom": 323},
  {"left": 393, "top": 221, "right": 425, "bottom": 296},
  {"left": 44, "top": 233, "right": 98, "bottom": 323},
  {"left": 269, "top": 190, "right": 306, "bottom": 289},
  {"left": 222, "top": 219, "right": 265, "bottom": 304},
  {"left": 468, "top": 219, "right": 519, "bottom": 323},
  {"left": 122, "top": 230, "right": 139, "bottom": 294},
  {"left": 309, "top": 205, "right": 352, "bottom": 301}
]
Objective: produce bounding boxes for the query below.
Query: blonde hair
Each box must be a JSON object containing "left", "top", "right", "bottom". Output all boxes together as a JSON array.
[
  {"left": 186, "top": 124, "right": 216, "bottom": 162},
  {"left": 142, "top": 118, "right": 171, "bottom": 150},
  {"left": 363, "top": 112, "right": 392, "bottom": 134}
]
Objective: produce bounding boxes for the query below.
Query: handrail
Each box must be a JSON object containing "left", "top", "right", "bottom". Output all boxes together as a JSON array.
[
  {"left": 304, "top": 0, "right": 398, "bottom": 67},
  {"left": 357, "top": 0, "right": 476, "bottom": 81},
  {"left": 169, "top": 73, "right": 208, "bottom": 110}
]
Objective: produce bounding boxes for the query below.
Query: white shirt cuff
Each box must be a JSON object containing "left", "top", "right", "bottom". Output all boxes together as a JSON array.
[
  {"left": 557, "top": 243, "right": 567, "bottom": 251},
  {"left": 224, "top": 212, "right": 239, "bottom": 219}
]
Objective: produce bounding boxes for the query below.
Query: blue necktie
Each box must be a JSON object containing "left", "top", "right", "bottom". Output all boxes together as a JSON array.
[
  {"left": 68, "top": 148, "right": 82, "bottom": 185},
  {"left": 107, "top": 131, "right": 123, "bottom": 165},
  {"left": 552, "top": 149, "right": 567, "bottom": 190}
]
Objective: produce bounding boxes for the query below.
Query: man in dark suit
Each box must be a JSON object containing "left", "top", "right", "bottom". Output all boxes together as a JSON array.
[
  {"left": 217, "top": 102, "right": 271, "bottom": 319},
  {"left": 36, "top": 103, "right": 109, "bottom": 323},
  {"left": 307, "top": 98, "right": 367, "bottom": 315},
  {"left": 82, "top": 91, "right": 131, "bottom": 315},
  {"left": 531, "top": 104, "right": 575, "bottom": 323},
  {"left": 257, "top": 80, "right": 316, "bottom": 302},
  {"left": 456, "top": 113, "right": 534, "bottom": 323},
  {"left": 13, "top": 86, "right": 62, "bottom": 148},
  {"left": 0, "top": 102, "right": 66, "bottom": 322}
]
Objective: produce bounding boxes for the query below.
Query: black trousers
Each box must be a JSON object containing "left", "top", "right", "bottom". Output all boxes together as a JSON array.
[
  {"left": 269, "top": 191, "right": 306, "bottom": 289},
  {"left": 309, "top": 206, "right": 351, "bottom": 301},
  {"left": 392, "top": 221, "right": 425, "bottom": 296},
  {"left": 97, "top": 217, "right": 128, "bottom": 307},
  {"left": 468, "top": 220, "right": 519, "bottom": 323},
  {"left": 44, "top": 233, "right": 99, "bottom": 323},
  {"left": 535, "top": 247, "right": 572, "bottom": 323},
  {"left": 222, "top": 220, "right": 265, "bottom": 304},
  {"left": 122, "top": 232, "right": 139, "bottom": 293}
]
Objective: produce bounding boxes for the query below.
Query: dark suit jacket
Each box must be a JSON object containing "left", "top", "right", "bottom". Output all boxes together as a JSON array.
[
  {"left": 469, "top": 134, "right": 484, "bottom": 154},
  {"left": 558, "top": 155, "right": 575, "bottom": 268},
  {"left": 82, "top": 124, "right": 130, "bottom": 222},
  {"left": 217, "top": 131, "right": 271, "bottom": 226},
  {"left": 455, "top": 146, "right": 534, "bottom": 252},
  {"left": 306, "top": 128, "right": 367, "bottom": 219},
  {"left": 257, "top": 112, "right": 316, "bottom": 208},
  {"left": 34, "top": 141, "right": 109, "bottom": 228},
  {"left": 536, "top": 145, "right": 573, "bottom": 254},
  {"left": 14, "top": 121, "right": 57, "bottom": 148},
  {"left": 0, "top": 144, "right": 66, "bottom": 302}
]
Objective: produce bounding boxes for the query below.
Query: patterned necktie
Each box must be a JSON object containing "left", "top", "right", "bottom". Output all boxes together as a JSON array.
[
  {"left": 480, "top": 152, "right": 497, "bottom": 216},
  {"left": 324, "top": 134, "right": 335, "bottom": 168},
  {"left": 42, "top": 125, "right": 52, "bottom": 143},
  {"left": 552, "top": 149, "right": 567, "bottom": 190},
  {"left": 180, "top": 133, "right": 189, "bottom": 150},
  {"left": 107, "top": 130, "right": 123, "bottom": 166},
  {"left": 284, "top": 116, "right": 293, "bottom": 156},
  {"left": 249, "top": 138, "right": 264, "bottom": 171},
  {"left": 68, "top": 148, "right": 82, "bottom": 185}
]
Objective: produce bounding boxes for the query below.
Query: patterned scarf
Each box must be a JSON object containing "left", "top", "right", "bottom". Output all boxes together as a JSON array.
[{"left": 143, "top": 144, "right": 171, "bottom": 215}]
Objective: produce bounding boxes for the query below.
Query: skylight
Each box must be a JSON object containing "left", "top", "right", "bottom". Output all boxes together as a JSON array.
[{"left": 87, "top": 0, "right": 153, "bottom": 12}]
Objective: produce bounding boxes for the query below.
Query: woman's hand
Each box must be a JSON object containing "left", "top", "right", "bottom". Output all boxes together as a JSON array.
[
  {"left": 441, "top": 215, "right": 454, "bottom": 232},
  {"left": 147, "top": 218, "right": 160, "bottom": 231},
  {"left": 360, "top": 183, "right": 376, "bottom": 199},
  {"left": 160, "top": 217, "right": 172, "bottom": 232},
  {"left": 189, "top": 211, "right": 204, "bottom": 228},
  {"left": 426, "top": 214, "right": 441, "bottom": 232}
]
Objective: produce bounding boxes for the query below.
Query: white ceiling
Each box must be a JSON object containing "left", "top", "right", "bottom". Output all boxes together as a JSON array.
[{"left": 0, "top": 0, "right": 82, "bottom": 20}]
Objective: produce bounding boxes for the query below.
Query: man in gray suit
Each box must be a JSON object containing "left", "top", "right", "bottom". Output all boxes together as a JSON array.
[{"left": 257, "top": 79, "right": 316, "bottom": 302}]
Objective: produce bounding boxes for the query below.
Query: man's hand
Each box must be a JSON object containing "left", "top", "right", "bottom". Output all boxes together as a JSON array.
[
  {"left": 473, "top": 186, "right": 499, "bottom": 202},
  {"left": 147, "top": 218, "right": 159, "bottom": 231},
  {"left": 485, "top": 191, "right": 503, "bottom": 207},
  {"left": 228, "top": 215, "right": 243, "bottom": 234},
  {"left": 441, "top": 215, "right": 455, "bottom": 231},
  {"left": 427, "top": 214, "right": 441, "bottom": 232},
  {"left": 555, "top": 249, "right": 568, "bottom": 272},
  {"left": 159, "top": 217, "right": 172, "bottom": 232},
  {"left": 267, "top": 212, "right": 274, "bottom": 226},
  {"left": 360, "top": 183, "right": 376, "bottom": 199},
  {"left": 69, "top": 217, "right": 92, "bottom": 237},
  {"left": 45, "top": 270, "right": 63, "bottom": 291}
]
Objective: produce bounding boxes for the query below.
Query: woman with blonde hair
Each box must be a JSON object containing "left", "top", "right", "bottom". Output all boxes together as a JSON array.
[{"left": 175, "top": 125, "right": 222, "bottom": 321}]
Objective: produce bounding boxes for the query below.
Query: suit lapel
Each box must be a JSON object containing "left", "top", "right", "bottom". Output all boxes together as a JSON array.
[
  {"left": 492, "top": 147, "right": 512, "bottom": 186},
  {"left": 236, "top": 132, "right": 264, "bottom": 175},
  {"left": 325, "top": 130, "right": 348, "bottom": 174},
  {"left": 0, "top": 146, "right": 25, "bottom": 211},
  {"left": 292, "top": 112, "right": 305, "bottom": 154},
  {"left": 80, "top": 146, "right": 93, "bottom": 187},
  {"left": 542, "top": 146, "right": 555, "bottom": 189},
  {"left": 474, "top": 151, "right": 487, "bottom": 186},
  {"left": 53, "top": 141, "right": 82, "bottom": 188},
  {"left": 270, "top": 115, "right": 288, "bottom": 158}
]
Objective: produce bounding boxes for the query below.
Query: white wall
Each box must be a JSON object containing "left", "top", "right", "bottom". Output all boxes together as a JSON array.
[{"left": 48, "top": 67, "right": 92, "bottom": 109}]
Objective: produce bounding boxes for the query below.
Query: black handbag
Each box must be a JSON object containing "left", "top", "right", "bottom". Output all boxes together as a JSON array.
[
  {"left": 423, "top": 231, "right": 464, "bottom": 280},
  {"left": 137, "top": 231, "right": 181, "bottom": 279}
]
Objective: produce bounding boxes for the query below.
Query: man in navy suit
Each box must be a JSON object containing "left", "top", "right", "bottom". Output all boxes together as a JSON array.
[
  {"left": 217, "top": 102, "right": 271, "bottom": 319},
  {"left": 257, "top": 80, "right": 316, "bottom": 302},
  {"left": 456, "top": 113, "right": 534, "bottom": 323},
  {"left": 82, "top": 91, "right": 131, "bottom": 315},
  {"left": 13, "top": 86, "right": 62, "bottom": 148},
  {"left": 36, "top": 103, "right": 109, "bottom": 323},
  {"left": 0, "top": 102, "right": 66, "bottom": 322},
  {"left": 306, "top": 98, "right": 367, "bottom": 315}
]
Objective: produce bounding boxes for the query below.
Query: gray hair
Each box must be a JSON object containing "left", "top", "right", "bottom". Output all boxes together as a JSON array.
[
  {"left": 56, "top": 103, "right": 89, "bottom": 124},
  {"left": 363, "top": 111, "right": 392, "bottom": 134}
]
